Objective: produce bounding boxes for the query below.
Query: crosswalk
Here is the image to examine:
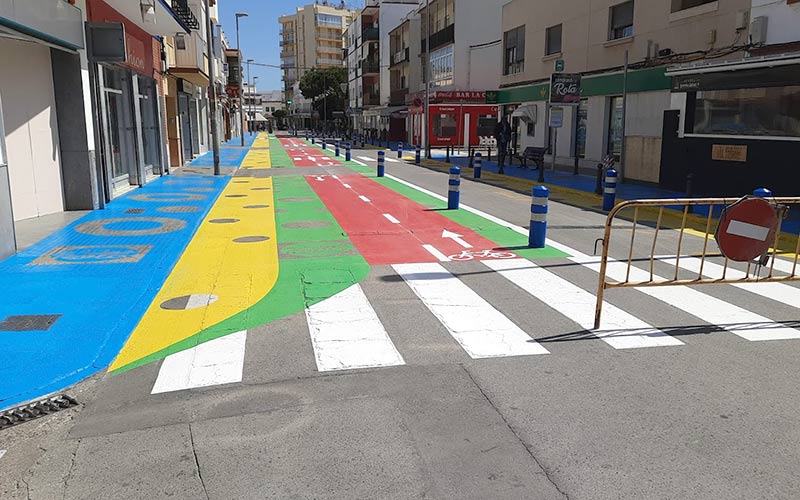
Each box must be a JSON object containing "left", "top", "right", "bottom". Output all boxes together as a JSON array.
[{"left": 148, "top": 247, "right": 800, "bottom": 393}]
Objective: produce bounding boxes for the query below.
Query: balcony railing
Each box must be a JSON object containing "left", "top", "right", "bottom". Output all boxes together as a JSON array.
[
  {"left": 316, "top": 57, "right": 344, "bottom": 66},
  {"left": 422, "top": 23, "right": 455, "bottom": 52},
  {"left": 362, "top": 27, "right": 379, "bottom": 41},
  {"left": 361, "top": 59, "right": 380, "bottom": 74},
  {"left": 391, "top": 47, "right": 409, "bottom": 66},
  {"left": 280, "top": 38, "right": 295, "bottom": 46},
  {"left": 390, "top": 88, "right": 408, "bottom": 106},
  {"left": 170, "top": 0, "right": 200, "bottom": 30}
]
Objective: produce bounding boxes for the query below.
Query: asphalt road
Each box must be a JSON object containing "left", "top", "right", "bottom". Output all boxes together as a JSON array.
[{"left": 2, "top": 145, "right": 799, "bottom": 500}]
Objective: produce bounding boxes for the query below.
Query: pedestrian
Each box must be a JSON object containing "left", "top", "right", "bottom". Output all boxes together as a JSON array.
[{"left": 494, "top": 115, "right": 512, "bottom": 174}]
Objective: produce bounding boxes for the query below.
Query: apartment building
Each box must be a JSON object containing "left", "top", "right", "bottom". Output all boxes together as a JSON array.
[
  {"left": 494, "top": 0, "right": 755, "bottom": 188},
  {"left": 663, "top": 0, "right": 800, "bottom": 195},
  {"left": 279, "top": 1, "right": 356, "bottom": 127},
  {"left": 401, "top": 0, "right": 508, "bottom": 148},
  {"left": 345, "top": 0, "right": 417, "bottom": 139}
]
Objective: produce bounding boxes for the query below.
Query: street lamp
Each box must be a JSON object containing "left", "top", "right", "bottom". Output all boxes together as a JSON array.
[
  {"left": 205, "top": 0, "right": 220, "bottom": 175},
  {"left": 246, "top": 58, "right": 254, "bottom": 133},
  {"left": 252, "top": 76, "right": 259, "bottom": 130},
  {"left": 235, "top": 12, "right": 248, "bottom": 146}
]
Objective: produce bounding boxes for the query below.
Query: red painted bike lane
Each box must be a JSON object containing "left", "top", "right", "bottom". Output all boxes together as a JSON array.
[
  {"left": 308, "top": 173, "right": 518, "bottom": 265},
  {"left": 280, "top": 138, "right": 342, "bottom": 167}
]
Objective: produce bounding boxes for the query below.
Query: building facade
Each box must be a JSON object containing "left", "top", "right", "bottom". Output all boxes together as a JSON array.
[
  {"left": 494, "top": 0, "right": 756, "bottom": 187},
  {"left": 279, "top": 1, "right": 356, "bottom": 128},
  {"left": 346, "top": 0, "right": 417, "bottom": 140}
]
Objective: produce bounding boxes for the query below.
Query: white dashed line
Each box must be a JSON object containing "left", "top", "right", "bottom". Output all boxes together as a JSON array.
[
  {"left": 422, "top": 244, "right": 451, "bottom": 262},
  {"left": 359, "top": 195, "right": 371, "bottom": 203},
  {"left": 383, "top": 213, "right": 400, "bottom": 224}
]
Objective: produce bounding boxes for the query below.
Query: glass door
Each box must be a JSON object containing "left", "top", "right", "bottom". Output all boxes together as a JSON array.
[
  {"left": 99, "top": 65, "right": 139, "bottom": 193},
  {"left": 136, "top": 76, "right": 162, "bottom": 178},
  {"left": 178, "top": 93, "right": 193, "bottom": 163}
]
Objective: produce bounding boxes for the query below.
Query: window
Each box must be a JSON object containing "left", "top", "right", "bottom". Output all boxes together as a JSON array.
[
  {"left": 670, "top": 0, "right": 716, "bottom": 12},
  {"left": 433, "top": 113, "right": 457, "bottom": 137},
  {"left": 691, "top": 86, "right": 800, "bottom": 138},
  {"left": 316, "top": 14, "right": 342, "bottom": 28},
  {"left": 609, "top": 1, "right": 634, "bottom": 40},
  {"left": 607, "top": 96, "right": 624, "bottom": 157},
  {"left": 477, "top": 116, "right": 496, "bottom": 138},
  {"left": 503, "top": 26, "right": 525, "bottom": 75},
  {"left": 545, "top": 24, "right": 562, "bottom": 56},
  {"left": 175, "top": 33, "right": 187, "bottom": 50},
  {"left": 430, "top": 44, "right": 454, "bottom": 88}
]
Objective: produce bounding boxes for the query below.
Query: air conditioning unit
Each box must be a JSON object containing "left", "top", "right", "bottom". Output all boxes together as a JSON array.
[{"left": 750, "top": 16, "right": 768, "bottom": 45}]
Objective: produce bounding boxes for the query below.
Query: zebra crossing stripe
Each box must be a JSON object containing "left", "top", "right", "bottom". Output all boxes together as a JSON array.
[
  {"left": 484, "top": 259, "right": 683, "bottom": 349},
  {"left": 151, "top": 331, "right": 247, "bottom": 394},
  {"left": 768, "top": 256, "right": 800, "bottom": 276},
  {"left": 574, "top": 256, "right": 800, "bottom": 342},
  {"left": 393, "top": 262, "right": 549, "bottom": 358},
  {"left": 661, "top": 256, "right": 800, "bottom": 310},
  {"left": 305, "top": 284, "right": 405, "bottom": 371}
]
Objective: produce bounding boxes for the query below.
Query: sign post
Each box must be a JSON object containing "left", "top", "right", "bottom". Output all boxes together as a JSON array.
[{"left": 548, "top": 73, "right": 581, "bottom": 176}]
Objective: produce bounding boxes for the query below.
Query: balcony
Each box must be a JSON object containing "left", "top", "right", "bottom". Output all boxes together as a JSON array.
[
  {"left": 316, "top": 57, "right": 344, "bottom": 66},
  {"left": 281, "top": 62, "right": 296, "bottom": 69},
  {"left": 422, "top": 23, "right": 455, "bottom": 52},
  {"left": 390, "top": 88, "right": 408, "bottom": 106},
  {"left": 317, "top": 45, "right": 342, "bottom": 55},
  {"left": 316, "top": 30, "right": 343, "bottom": 43},
  {"left": 280, "top": 49, "right": 294, "bottom": 59},
  {"left": 280, "top": 38, "right": 295, "bottom": 46},
  {"left": 169, "top": 0, "right": 200, "bottom": 30},
  {"left": 391, "top": 47, "right": 409, "bottom": 66},
  {"left": 361, "top": 59, "right": 380, "bottom": 74},
  {"left": 0, "top": 0, "right": 84, "bottom": 49},
  {"left": 362, "top": 27, "right": 379, "bottom": 41},
  {"left": 363, "top": 94, "right": 381, "bottom": 106}
]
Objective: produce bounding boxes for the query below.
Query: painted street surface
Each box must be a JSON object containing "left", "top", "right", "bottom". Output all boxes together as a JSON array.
[
  {"left": 0, "top": 173, "right": 228, "bottom": 409},
  {"left": 309, "top": 172, "right": 524, "bottom": 264},
  {"left": 279, "top": 137, "right": 341, "bottom": 167}
]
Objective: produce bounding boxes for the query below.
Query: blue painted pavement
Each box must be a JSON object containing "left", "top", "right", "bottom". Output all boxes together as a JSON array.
[
  {"left": 188, "top": 134, "right": 259, "bottom": 167},
  {"left": 0, "top": 174, "right": 229, "bottom": 409},
  {"left": 437, "top": 154, "right": 800, "bottom": 235}
]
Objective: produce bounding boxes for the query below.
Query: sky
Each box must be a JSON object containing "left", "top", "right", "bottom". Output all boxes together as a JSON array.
[{"left": 218, "top": 0, "right": 365, "bottom": 92}]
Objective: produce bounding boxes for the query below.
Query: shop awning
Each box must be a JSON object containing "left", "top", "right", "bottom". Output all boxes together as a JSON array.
[
  {"left": 251, "top": 112, "right": 269, "bottom": 122},
  {"left": 512, "top": 104, "right": 537, "bottom": 123}
]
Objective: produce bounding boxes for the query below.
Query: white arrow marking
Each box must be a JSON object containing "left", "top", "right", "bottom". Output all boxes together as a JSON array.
[{"left": 442, "top": 229, "right": 473, "bottom": 248}]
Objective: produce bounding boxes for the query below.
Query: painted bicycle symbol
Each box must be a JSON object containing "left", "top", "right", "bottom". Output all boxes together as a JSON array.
[{"left": 448, "top": 249, "right": 518, "bottom": 261}]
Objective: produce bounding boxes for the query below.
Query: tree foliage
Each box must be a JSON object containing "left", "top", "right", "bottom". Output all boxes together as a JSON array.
[{"left": 298, "top": 67, "right": 348, "bottom": 120}]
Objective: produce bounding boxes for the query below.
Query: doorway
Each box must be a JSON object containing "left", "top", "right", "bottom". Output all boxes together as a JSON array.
[
  {"left": 99, "top": 65, "right": 139, "bottom": 193},
  {"left": 178, "top": 92, "right": 193, "bottom": 163}
]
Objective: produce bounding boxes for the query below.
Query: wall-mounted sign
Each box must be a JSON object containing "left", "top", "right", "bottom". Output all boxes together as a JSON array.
[
  {"left": 554, "top": 59, "right": 565, "bottom": 72},
  {"left": 712, "top": 144, "right": 748, "bottom": 162},
  {"left": 549, "top": 73, "right": 581, "bottom": 104}
]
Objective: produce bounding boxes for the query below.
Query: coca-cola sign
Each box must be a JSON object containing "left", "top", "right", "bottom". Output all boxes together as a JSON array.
[{"left": 549, "top": 73, "right": 581, "bottom": 104}]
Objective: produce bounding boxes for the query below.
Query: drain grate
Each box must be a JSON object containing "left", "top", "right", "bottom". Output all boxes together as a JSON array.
[{"left": 0, "top": 394, "right": 78, "bottom": 431}]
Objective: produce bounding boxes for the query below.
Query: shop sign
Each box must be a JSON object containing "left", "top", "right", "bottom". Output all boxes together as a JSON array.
[
  {"left": 485, "top": 91, "right": 499, "bottom": 104},
  {"left": 549, "top": 73, "right": 581, "bottom": 104},
  {"left": 87, "top": 0, "right": 153, "bottom": 76},
  {"left": 433, "top": 91, "right": 486, "bottom": 102},
  {"left": 549, "top": 107, "right": 564, "bottom": 128},
  {"left": 712, "top": 144, "right": 748, "bottom": 162}
]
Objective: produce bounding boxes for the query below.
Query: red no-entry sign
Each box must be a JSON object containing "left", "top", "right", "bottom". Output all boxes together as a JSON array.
[{"left": 715, "top": 196, "right": 779, "bottom": 262}]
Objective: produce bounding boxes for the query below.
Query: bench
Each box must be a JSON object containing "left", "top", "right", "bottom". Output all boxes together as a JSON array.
[{"left": 512, "top": 147, "right": 548, "bottom": 169}]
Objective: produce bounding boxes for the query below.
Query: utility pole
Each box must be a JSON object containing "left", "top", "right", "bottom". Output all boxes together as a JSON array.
[
  {"left": 235, "top": 12, "right": 248, "bottom": 146},
  {"left": 620, "top": 49, "right": 629, "bottom": 181},
  {"left": 424, "top": 0, "right": 431, "bottom": 158},
  {"left": 205, "top": 0, "right": 220, "bottom": 175}
]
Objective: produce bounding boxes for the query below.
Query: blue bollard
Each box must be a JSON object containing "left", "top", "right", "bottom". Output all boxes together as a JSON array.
[
  {"left": 311, "top": 135, "right": 316, "bottom": 145},
  {"left": 335, "top": 140, "right": 340, "bottom": 157},
  {"left": 474, "top": 152, "right": 482, "bottom": 179},
  {"left": 448, "top": 166, "right": 461, "bottom": 209},
  {"left": 753, "top": 187, "right": 773, "bottom": 198},
  {"left": 398, "top": 142, "right": 404, "bottom": 159},
  {"left": 322, "top": 137, "right": 327, "bottom": 150},
  {"left": 529, "top": 186, "right": 549, "bottom": 248},
  {"left": 603, "top": 168, "right": 618, "bottom": 211},
  {"left": 377, "top": 151, "right": 385, "bottom": 177},
  {"left": 346, "top": 142, "right": 351, "bottom": 162},
  {"left": 415, "top": 144, "right": 421, "bottom": 165}
]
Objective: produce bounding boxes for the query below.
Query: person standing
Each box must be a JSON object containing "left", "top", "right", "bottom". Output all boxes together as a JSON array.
[{"left": 494, "top": 116, "right": 512, "bottom": 174}]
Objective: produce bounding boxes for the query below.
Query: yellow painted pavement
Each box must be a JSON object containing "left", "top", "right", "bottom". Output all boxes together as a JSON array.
[{"left": 111, "top": 134, "right": 278, "bottom": 370}]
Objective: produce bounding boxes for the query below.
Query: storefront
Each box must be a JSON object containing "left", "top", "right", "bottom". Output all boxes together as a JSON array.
[
  {"left": 87, "top": 0, "right": 166, "bottom": 197},
  {"left": 665, "top": 56, "right": 800, "bottom": 196},
  {"left": 409, "top": 91, "right": 497, "bottom": 147},
  {"left": 0, "top": 0, "right": 85, "bottom": 259}
]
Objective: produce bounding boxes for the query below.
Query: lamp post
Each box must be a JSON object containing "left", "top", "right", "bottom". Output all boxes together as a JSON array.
[
  {"left": 252, "top": 76, "right": 259, "bottom": 130},
  {"left": 235, "top": 12, "right": 248, "bottom": 146},
  {"left": 204, "top": 0, "right": 220, "bottom": 175},
  {"left": 246, "top": 59, "right": 254, "bottom": 135},
  {"left": 424, "top": 0, "right": 431, "bottom": 158}
]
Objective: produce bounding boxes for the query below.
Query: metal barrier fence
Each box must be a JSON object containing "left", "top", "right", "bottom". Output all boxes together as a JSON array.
[{"left": 594, "top": 197, "right": 800, "bottom": 329}]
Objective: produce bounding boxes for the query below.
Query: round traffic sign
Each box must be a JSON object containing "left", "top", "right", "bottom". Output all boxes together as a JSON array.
[{"left": 714, "top": 196, "right": 778, "bottom": 262}]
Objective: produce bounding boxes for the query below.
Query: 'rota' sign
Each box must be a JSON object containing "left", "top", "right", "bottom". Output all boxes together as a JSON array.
[
  {"left": 549, "top": 73, "right": 581, "bottom": 104},
  {"left": 715, "top": 196, "right": 779, "bottom": 262}
]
